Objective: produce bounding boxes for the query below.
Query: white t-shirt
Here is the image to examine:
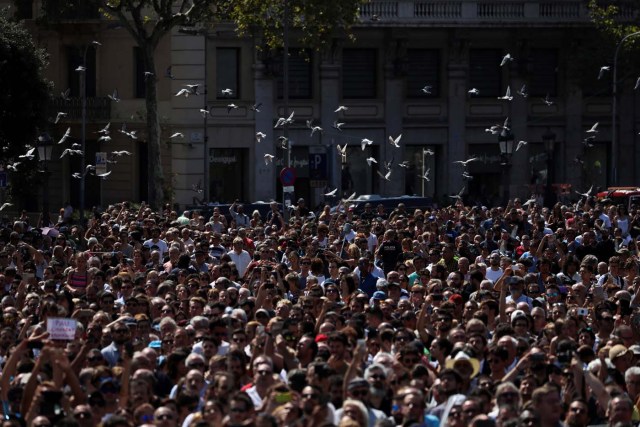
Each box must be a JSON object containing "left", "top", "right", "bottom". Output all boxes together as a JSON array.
[{"left": 485, "top": 267, "right": 503, "bottom": 283}]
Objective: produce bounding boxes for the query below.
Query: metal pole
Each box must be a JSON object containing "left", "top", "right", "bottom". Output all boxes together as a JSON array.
[
  {"left": 545, "top": 149, "right": 553, "bottom": 207},
  {"left": 79, "top": 45, "right": 88, "bottom": 225},
  {"left": 203, "top": 32, "right": 209, "bottom": 204},
  {"left": 421, "top": 149, "right": 425, "bottom": 197},
  {"left": 282, "top": 0, "right": 290, "bottom": 221},
  {"left": 612, "top": 31, "right": 640, "bottom": 187},
  {"left": 44, "top": 156, "right": 50, "bottom": 223}
]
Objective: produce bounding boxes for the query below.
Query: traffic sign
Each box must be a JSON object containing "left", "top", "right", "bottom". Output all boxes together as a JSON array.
[{"left": 279, "top": 167, "right": 297, "bottom": 186}]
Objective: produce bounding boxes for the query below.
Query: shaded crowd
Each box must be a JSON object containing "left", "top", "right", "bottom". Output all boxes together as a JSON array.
[{"left": 1, "top": 197, "right": 640, "bottom": 427}]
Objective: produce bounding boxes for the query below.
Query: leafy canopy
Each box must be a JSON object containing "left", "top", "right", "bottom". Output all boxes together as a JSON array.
[
  {"left": 223, "top": 0, "right": 368, "bottom": 51},
  {"left": 0, "top": 11, "right": 51, "bottom": 159},
  {"left": 0, "top": 10, "right": 52, "bottom": 204}
]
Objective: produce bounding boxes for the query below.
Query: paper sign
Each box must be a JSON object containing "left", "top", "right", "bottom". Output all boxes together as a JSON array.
[{"left": 47, "top": 317, "right": 77, "bottom": 340}]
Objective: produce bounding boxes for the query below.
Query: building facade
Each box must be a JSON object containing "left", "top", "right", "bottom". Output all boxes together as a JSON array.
[
  {"left": 171, "top": 0, "right": 640, "bottom": 209},
  {"left": 9, "top": 0, "right": 640, "bottom": 210}
]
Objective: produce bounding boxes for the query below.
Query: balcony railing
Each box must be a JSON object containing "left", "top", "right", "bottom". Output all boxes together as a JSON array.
[
  {"left": 359, "top": 0, "right": 638, "bottom": 25},
  {"left": 50, "top": 97, "right": 111, "bottom": 121}
]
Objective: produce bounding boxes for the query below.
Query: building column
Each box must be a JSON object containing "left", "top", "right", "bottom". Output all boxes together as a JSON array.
[
  {"left": 319, "top": 41, "right": 342, "bottom": 196},
  {"left": 383, "top": 39, "right": 405, "bottom": 196},
  {"left": 509, "top": 70, "right": 529, "bottom": 201},
  {"left": 170, "top": 30, "right": 206, "bottom": 207},
  {"left": 564, "top": 83, "right": 583, "bottom": 191},
  {"left": 447, "top": 41, "right": 468, "bottom": 199},
  {"left": 619, "top": 85, "right": 635, "bottom": 185},
  {"left": 253, "top": 56, "right": 276, "bottom": 202}
]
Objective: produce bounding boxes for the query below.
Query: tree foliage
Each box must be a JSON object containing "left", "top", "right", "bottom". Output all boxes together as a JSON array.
[
  {"left": 589, "top": 0, "right": 640, "bottom": 40},
  {"left": 581, "top": 0, "right": 640, "bottom": 85},
  {"left": 224, "top": 0, "right": 368, "bottom": 51},
  {"left": 0, "top": 10, "right": 51, "bottom": 206},
  {"left": 36, "top": 0, "right": 366, "bottom": 208},
  {"left": 562, "top": 2, "right": 640, "bottom": 92}
]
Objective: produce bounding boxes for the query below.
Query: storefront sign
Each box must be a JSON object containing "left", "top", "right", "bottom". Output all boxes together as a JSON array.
[
  {"left": 211, "top": 155, "right": 237, "bottom": 164},
  {"left": 95, "top": 152, "right": 107, "bottom": 176},
  {"left": 275, "top": 157, "right": 309, "bottom": 168}
]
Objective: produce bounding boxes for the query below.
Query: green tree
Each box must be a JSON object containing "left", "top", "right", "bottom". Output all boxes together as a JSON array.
[
  {"left": 0, "top": 10, "right": 51, "bottom": 208},
  {"left": 225, "top": 0, "right": 368, "bottom": 51},
  {"left": 582, "top": 1, "right": 640, "bottom": 86},
  {"left": 36, "top": 0, "right": 366, "bottom": 208},
  {"left": 99, "top": 0, "right": 221, "bottom": 209}
]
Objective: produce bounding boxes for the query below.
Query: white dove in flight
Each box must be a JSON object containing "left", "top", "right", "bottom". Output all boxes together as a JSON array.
[
  {"left": 388, "top": 134, "right": 402, "bottom": 148},
  {"left": 598, "top": 66, "right": 610, "bottom": 80},
  {"left": 58, "top": 127, "right": 71, "bottom": 144},
  {"left": 498, "top": 86, "right": 513, "bottom": 101},
  {"left": 500, "top": 53, "right": 514, "bottom": 67},
  {"left": 515, "top": 140, "right": 528, "bottom": 152},
  {"left": 361, "top": 139, "right": 373, "bottom": 151}
]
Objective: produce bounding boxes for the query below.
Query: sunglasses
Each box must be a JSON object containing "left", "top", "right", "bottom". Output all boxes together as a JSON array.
[
  {"left": 187, "top": 362, "right": 204, "bottom": 369},
  {"left": 350, "top": 389, "right": 369, "bottom": 397}
]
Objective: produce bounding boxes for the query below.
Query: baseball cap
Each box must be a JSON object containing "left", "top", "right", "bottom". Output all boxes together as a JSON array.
[
  {"left": 510, "top": 310, "right": 527, "bottom": 323},
  {"left": 372, "top": 291, "right": 387, "bottom": 301}
]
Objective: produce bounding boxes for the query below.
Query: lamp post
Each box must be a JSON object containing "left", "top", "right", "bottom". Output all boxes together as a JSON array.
[
  {"left": 542, "top": 127, "right": 557, "bottom": 208},
  {"left": 282, "top": 0, "right": 291, "bottom": 222},
  {"left": 498, "top": 117, "right": 515, "bottom": 206},
  {"left": 178, "top": 27, "right": 209, "bottom": 204},
  {"left": 421, "top": 149, "right": 426, "bottom": 197},
  {"left": 612, "top": 31, "right": 640, "bottom": 186},
  {"left": 37, "top": 133, "right": 54, "bottom": 223},
  {"left": 79, "top": 41, "right": 100, "bottom": 225}
]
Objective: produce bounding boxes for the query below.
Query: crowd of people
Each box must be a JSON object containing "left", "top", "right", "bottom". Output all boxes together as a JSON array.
[{"left": 0, "top": 196, "right": 639, "bottom": 427}]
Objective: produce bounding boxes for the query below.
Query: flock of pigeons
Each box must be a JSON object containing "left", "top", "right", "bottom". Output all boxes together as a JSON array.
[
  {"left": 11, "top": 47, "right": 637, "bottom": 205},
  {"left": 8, "top": 41, "right": 134, "bottom": 182}
]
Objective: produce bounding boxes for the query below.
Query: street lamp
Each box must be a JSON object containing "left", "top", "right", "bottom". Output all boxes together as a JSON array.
[
  {"left": 542, "top": 127, "right": 557, "bottom": 207},
  {"left": 612, "top": 30, "right": 640, "bottom": 186},
  {"left": 498, "top": 117, "right": 515, "bottom": 205},
  {"left": 37, "top": 132, "right": 54, "bottom": 222},
  {"left": 282, "top": 0, "right": 292, "bottom": 221},
  {"left": 79, "top": 41, "right": 100, "bottom": 225}
]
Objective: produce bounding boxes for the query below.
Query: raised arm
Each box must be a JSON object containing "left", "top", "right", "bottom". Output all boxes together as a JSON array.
[
  {"left": 496, "top": 268, "right": 511, "bottom": 324},
  {"left": 416, "top": 297, "right": 435, "bottom": 343}
]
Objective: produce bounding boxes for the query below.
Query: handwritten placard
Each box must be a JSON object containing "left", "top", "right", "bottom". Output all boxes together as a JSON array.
[{"left": 47, "top": 317, "right": 77, "bottom": 341}]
